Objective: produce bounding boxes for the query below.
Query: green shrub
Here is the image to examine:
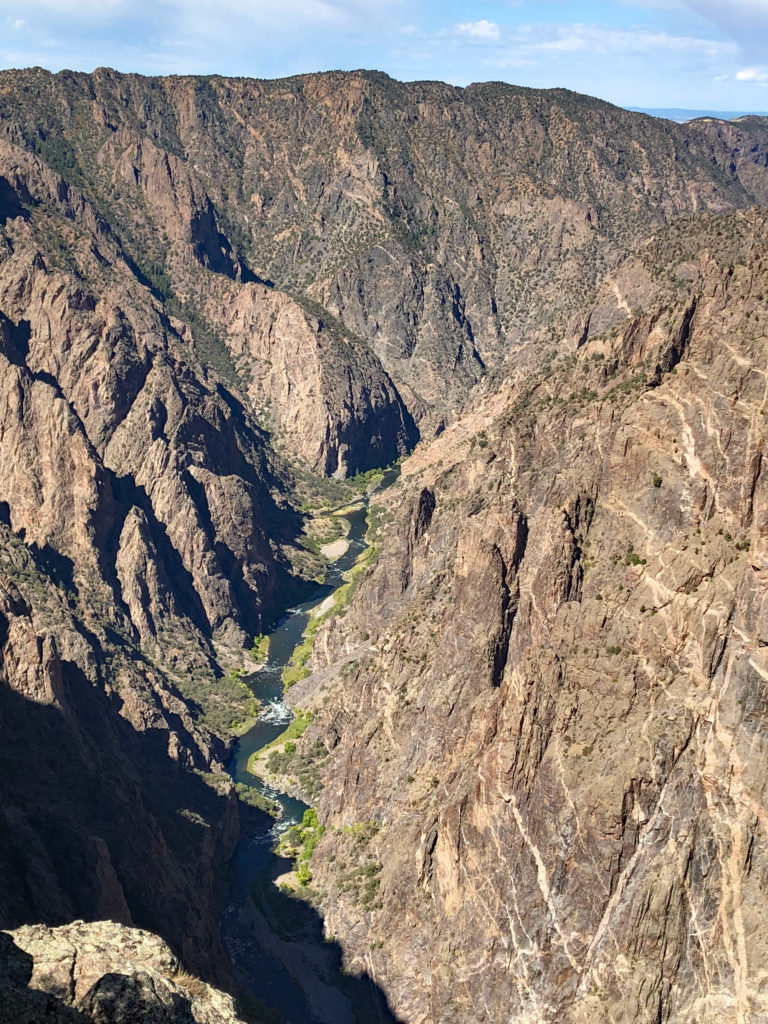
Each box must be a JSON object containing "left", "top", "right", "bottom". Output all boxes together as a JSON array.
[
  {"left": 625, "top": 551, "right": 646, "bottom": 566},
  {"left": 250, "top": 634, "right": 270, "bottom": 662}
]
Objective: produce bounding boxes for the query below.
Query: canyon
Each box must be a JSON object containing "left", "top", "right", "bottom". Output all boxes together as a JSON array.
[{"left": 1, "top": 67, "right": 768, "bottom": 1023}]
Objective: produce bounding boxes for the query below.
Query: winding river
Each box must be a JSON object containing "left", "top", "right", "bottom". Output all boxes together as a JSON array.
[{"left": 222, "top": 468, "right": 399, "bottom": 1024}]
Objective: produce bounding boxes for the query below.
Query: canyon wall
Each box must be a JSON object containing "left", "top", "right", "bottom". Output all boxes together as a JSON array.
[
  {"left": 286, "top": 209, "right": 768, "bottom": 1024},
  {"left": 3, "top": 68, "right": 768, "bottom": 1021}
]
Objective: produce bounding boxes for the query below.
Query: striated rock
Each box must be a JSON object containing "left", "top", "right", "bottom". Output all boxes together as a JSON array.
[
  {"left": 0, "top": 921, "right": 247, "bottom": 1023},
  {"left": 283, "top": 209, "right": 768, "bottom": 1024},
  {"left": 0, "top": 136, "right": 300, "bottom": 663},
  {"left": 5, "top": 65, "right": 768, "bottom": 1023},
  {"left": 2, "top": 69, "right": 768, "bottom": 452}
]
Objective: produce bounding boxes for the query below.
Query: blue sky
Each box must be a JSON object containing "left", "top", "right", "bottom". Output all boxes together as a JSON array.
[{"left": 1, "top": 1, "right": 768, "bottom": 111}]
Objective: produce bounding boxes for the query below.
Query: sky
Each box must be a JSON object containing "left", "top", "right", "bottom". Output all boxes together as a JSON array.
[{"left": 1, "top": 0, "right": 768, "bottom": 112}]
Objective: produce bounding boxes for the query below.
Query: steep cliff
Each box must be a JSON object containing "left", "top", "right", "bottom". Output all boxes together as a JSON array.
[
  {"left": 1, "top": 69, "right": 768, "bottom": 456},
  {"left": 0, "top": 135, "right": 307, "bottom": 666},
  {"left": 0, "top": 517, "right": 251, "bottom": 983},
  {"left": 283, "top": 208, "right": 768, "bottom": 1024},
  {"left": 0, "top": 136, "right": 282, "bottom": 983},
  {"left": 4, "top": 66, "right": 768, "bottom": 1023}
]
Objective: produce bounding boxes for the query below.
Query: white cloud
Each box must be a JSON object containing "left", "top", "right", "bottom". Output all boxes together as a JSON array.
[
  {"left": 1, "top": 0, "right": 400, "bottom": 27},
  {"left": 522, "top": 23, "right": 734, "bottom": 57},
  {"left": 4, "top": 0, "right": 126, "bottom": 13},
  {"left": 457, "top": 19, "right": 501, "bottom": 41},
  {"left": 736, "top": 65, "right": 768, "bottom": 81}
]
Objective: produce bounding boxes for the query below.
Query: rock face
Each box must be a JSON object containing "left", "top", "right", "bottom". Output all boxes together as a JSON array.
[
  {"left": 283, "top": 208, "right": 768, "bottom": 1024},
  {"left": 2, "top": 69, "right": 768, "bottom": 456},
  {"left": 0, "top": 922, "right": 247, "bottom": 1023},
  {"left": 0, "top": 135, "right": 304, "bottom": 661},
  {"left": 0, "top": 138, "right": 276, "bottom": 972},
  {"left": 217, "top": 282, "right": 416, "bottom": 476},
  {"left": 0, "top": 520, "right": 243, "bottom": 982},
  {"left": 4, "top": 66, "right": 768, "bottom": 1023}
]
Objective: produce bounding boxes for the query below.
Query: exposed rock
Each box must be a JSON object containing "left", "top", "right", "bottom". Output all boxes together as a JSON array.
[
  {"left": 0, "top": 136, "right": 302, "bottom": 665},
  {"left": 2, "top": 69, "right": 768, "bottom": 455},
  {"left": 4, "top": 67, "right": 768, "bottom": 1024},
  {"left": 0, "top": 921, "right": 247, "bottom": 1024},
  {"left": 216, "top": 281, "right": 416, "bottom": 476},
  {"left": 284, "top": 209, "right": 768, "bottom": 1024},
  {"left": 0, "top": 524, "right": 241, "bottom": 982}
]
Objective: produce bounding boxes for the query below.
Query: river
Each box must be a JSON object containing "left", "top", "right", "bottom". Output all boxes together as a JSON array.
[{"left": 222, "top": 467, "right": 400, "bottom": 1024}]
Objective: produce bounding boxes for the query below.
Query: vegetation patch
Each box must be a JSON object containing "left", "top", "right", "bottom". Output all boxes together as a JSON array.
[
  {"left": 327, "top": 821, "right": 383, "bottom": 911},
  {"left": 234, "top": 782, "right": 281, "bottom": 818},
  {"left": 301, "top": 513, "right": 346, "bottom": 558},
  {"left": 281, "top": 636, "right": 315, "bottom": 688},
  {"left": 277, "top": 807, "right": 325, "bottom": 887},
  {"left": 172, "top": 668, "right": 259, "bottom": 738},
  {"left": 250, "top": 634, "right": 270, "bottom": 664}
]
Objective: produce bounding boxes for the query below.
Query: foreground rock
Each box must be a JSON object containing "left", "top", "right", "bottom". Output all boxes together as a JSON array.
[{"left": 0, "top": 921, "right": 246, "bottom": 1023}]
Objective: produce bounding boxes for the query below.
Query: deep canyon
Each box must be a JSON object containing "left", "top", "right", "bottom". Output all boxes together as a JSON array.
[{"left": 1, "top": 68, "right": 768, "bottom": 1023}]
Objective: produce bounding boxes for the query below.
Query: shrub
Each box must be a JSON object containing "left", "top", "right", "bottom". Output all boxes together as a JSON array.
[{"left": 625, "top": 552, "right": 647, "bottom": 566}]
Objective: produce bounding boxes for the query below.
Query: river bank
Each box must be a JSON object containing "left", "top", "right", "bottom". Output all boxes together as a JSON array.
[{"left": 221, "top": 466, "right": 400, "bottom": 1024}]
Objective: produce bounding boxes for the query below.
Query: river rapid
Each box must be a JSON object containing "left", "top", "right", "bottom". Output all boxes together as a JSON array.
[{"left": 221, "top": 468, "right": 399, "bottom": 1024}]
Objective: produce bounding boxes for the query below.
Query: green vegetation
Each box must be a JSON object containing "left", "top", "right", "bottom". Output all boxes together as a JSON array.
[
  {"left": 347, "top": 466, "right": 385, "bottom": 494},
  {"left": 281, "top": 540, "right": 379, "bottom": 690},
  {"left": 330, "top": 821, "right": 383, "bottom": 910},
  {"left": 325, "top": 544, "right": 379, "bottom": 619},
  {"left": 32, "top": 134, "right": 86, "bottom": 188},
  {"left": 624, "top": 551, "right": 647, "bottom": 566},
  {"left": 247, "top": 710, "right": 313, "bottom": 773},
  {"left": 250, "top": 634, "right": 270, "bottom": 663},
  {"left": 170, "top": 669, "right": 259, "bottom": 738},
  {"left": 266, "top": 737, "right": 329, "bottom": 798},
  {"left": 277, "top": 808, "right": 325, "bottom": 887},
  {"left": 281, "top": 636, "right": 314, "bottom": 689},
  {"left": 234, "top": 783, "right": 280, "bottom": 818},
  {"left": 293, "top": 468, "right": 353, "bottom": 512},
  {"left": 652, "top": 474, "right": 663, "bottom": 488},
  {"left": 301, "top": 514, "right": 345, "bottom": 558},
  {"left": 274, "top": 710, "right": 312, "bottom": 745},
  {"left": 250, "top": 710, "right": 328, "bottom": 799},
  {"left": 366, "top": 502, "right": 394, "bottom": 546}
]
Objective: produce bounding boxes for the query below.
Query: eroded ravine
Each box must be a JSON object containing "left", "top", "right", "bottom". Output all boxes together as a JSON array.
[{"left": 222, "top": 469, "right": 401, "bottom": 1024}]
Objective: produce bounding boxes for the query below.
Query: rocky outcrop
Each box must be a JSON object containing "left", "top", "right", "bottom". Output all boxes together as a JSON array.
[
  {"left": 5, "top": 66, "right": 768, "bottom": 1023},
  {"left": 215, "top": 282, "right": 416, "bottom": 476},
  {"left": 283, "top": 208, "right": 768, "bottom": 1024},
  {"left": 0, "top": 137, "right": 302, "bottom": 663},
  {"left": 0, "top": 922, "right": 247, "bottom": 1023}
]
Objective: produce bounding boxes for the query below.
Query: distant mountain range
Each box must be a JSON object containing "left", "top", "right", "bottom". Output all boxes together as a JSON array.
[{"left": 629, "top": 105, "right": 768, "bottom": 122}]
